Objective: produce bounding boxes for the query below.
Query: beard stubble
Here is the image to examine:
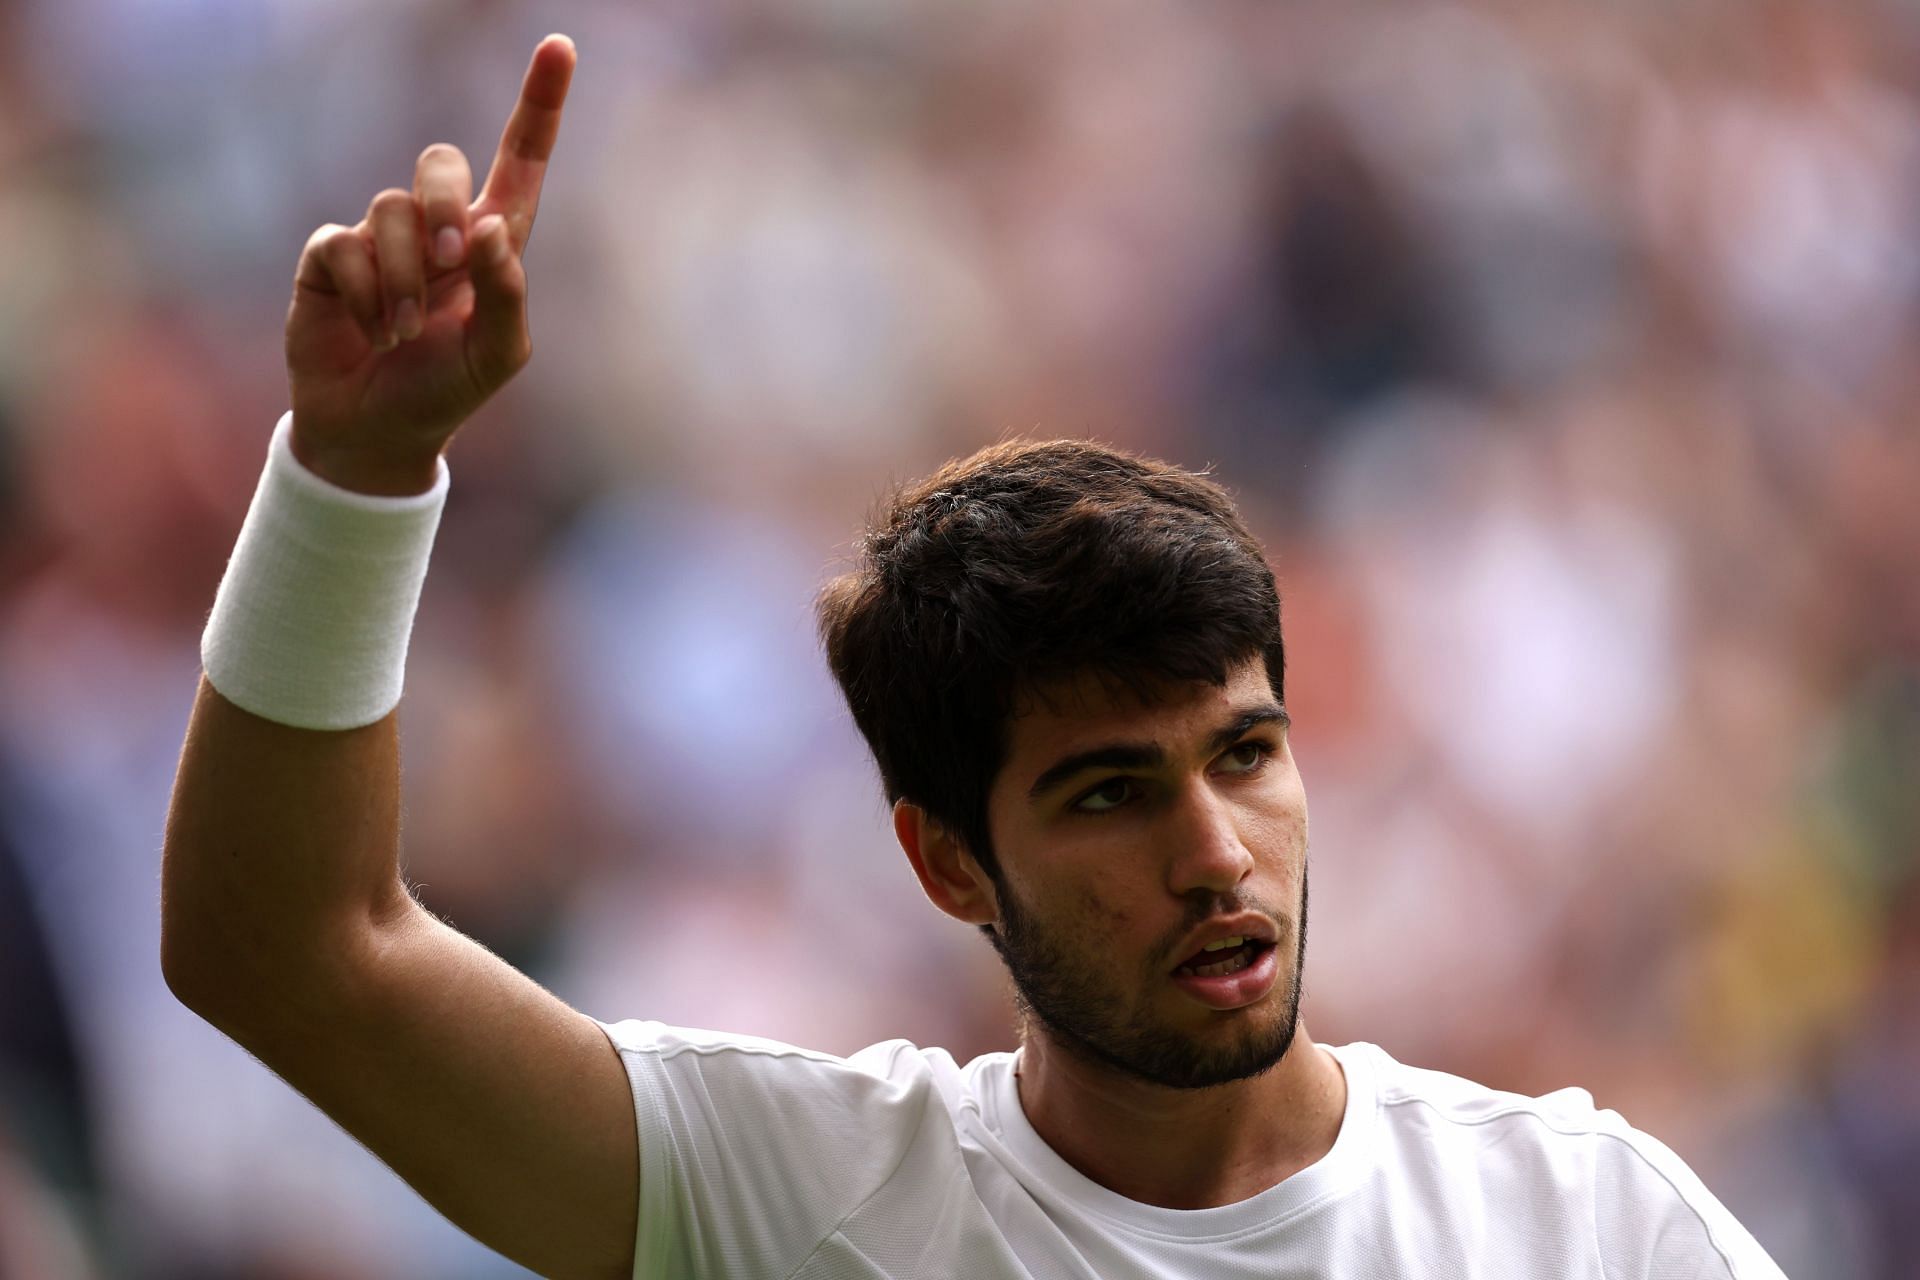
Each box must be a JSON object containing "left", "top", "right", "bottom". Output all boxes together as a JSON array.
[{"left": 985, "top": 864, "right": 1309, "bottom": 1091}]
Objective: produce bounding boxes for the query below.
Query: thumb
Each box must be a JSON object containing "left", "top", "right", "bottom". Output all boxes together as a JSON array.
[{"left": 465, "top": 214, "right": 532, "bottom": 390}]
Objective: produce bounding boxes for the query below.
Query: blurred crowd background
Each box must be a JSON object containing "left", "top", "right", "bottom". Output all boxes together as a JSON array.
[{"left": 1, "top": 0, "right": 1916, "bottom": 1275}]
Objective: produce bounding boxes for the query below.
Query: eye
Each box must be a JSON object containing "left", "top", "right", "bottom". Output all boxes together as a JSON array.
[
  {"left": 1073, "top": 777, "right": 1137, "bottom": 814},
  {"left": 1217, "top": 740, "right": 1271, "bottom": 775}
]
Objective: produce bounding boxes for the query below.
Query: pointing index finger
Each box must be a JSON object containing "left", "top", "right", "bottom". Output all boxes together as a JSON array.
[{"left": 476, "top": 33, "right": 577, "bottom": 252}]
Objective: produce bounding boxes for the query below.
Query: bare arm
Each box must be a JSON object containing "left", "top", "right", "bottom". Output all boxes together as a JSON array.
[{"left": 161, "top": 37, "right": 639, "bottom": 1280}]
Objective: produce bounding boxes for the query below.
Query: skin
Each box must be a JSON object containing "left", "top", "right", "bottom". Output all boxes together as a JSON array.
[
  {"left": 166, "top": 37, "right": 642, "bottom": 1280},
  {"left": 895, "top": 658, "right": 1349, "bottom": 1210}
]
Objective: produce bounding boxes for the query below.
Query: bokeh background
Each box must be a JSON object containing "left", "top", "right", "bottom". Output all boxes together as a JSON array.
[{"left": 1, "top": 0, "right": 1916, "bottom": 1275}]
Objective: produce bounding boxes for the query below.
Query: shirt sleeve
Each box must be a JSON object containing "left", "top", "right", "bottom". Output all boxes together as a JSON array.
[
  {"left": 595, "top": 1019, "right": 941, "bottom": 1280},
  {"left": 1587, "top": 1111, "right": 1790, "bottom": 1280}
]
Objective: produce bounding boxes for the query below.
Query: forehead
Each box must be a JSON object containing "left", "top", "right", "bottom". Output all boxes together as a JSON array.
[{"left": 1001, "top": 657, "right": 1275, "bottom": 772}]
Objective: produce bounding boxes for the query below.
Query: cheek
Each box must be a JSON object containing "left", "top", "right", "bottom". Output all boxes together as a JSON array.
[
  {"left": 997, "top": 847, "right": 1138, "bottom": 936},
  {"left": 1076, "top": 882, "right": 1136, "bottom": 935},
  {"left": 1265, "top": 761, "right": 1309, "bottom": 840},
  {"left": 1017, "top": 872, "right": 1141, "bottom": 958},
  {"left": 1247, "top": 787, "right": 1308, "bottom": 875}
]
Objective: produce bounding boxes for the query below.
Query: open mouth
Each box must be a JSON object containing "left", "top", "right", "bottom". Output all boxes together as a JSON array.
[{"left": 1172, "top": 939, "right": 1273, "bottom": 979}]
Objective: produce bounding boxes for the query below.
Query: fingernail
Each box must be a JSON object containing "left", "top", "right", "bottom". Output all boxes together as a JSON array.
[
  {"left": 435, "top": 226, "right": 463, "bottom": 268},
  {"left": 395, "top": 298, "right": 422, "bottom": 341},
  {"left": 487, "top": 221, "right": 511, "bottom": 264}
]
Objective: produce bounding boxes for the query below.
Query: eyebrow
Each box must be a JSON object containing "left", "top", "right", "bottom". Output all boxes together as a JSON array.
[{"left": 1025, "top": 704, "right": 1291, "bottom": 802}]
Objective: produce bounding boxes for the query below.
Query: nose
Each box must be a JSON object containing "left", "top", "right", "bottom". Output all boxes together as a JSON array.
[{"left": 1164, "top": 780, "right": 1255, "bottom": 898}]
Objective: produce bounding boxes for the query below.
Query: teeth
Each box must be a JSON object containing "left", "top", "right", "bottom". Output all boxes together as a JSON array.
[
  {"left": 1202, "top": 936, "right": 1246, "bottom": 952},
  {"left": 1180, "top": 947, "right": 1255, "bottom": 979}
]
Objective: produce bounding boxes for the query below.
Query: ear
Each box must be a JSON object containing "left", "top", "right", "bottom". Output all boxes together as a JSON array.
[{"left": 893, "top": 800, "right": 999, "bottom": 927}]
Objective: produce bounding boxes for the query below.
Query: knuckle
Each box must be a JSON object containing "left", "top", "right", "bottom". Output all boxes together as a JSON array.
[
  {"left": 370, "top": 188, "right": 415, "bottom": 216},
  {"left": 418, "top": 141, "right": 462, "bottom": 166},
  {"left": 319, "top": 230, "right": 364, "bottom": 266}
]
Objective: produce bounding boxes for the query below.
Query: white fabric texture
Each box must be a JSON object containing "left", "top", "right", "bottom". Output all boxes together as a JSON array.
[
  {"left": 201, "top": 412, "right": 449, "bottom": 730},
  {"left": 596, "top": 1020, "right": 1787, "bottom": 1280}
]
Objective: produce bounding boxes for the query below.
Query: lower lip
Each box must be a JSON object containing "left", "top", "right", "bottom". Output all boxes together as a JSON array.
[{"left": 1171, "top": 944, "right": 1278, "bottom": 1010}]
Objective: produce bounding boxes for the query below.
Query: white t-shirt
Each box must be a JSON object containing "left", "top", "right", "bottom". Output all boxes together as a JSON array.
[{"left": 597, "top": 1020, "right": 1787, "bottom": 1279}]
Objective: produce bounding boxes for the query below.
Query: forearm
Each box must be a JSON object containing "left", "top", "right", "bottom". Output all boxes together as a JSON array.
[
  {"left": 160, "top": 401, "right": 448, "bottom": 1018},
  {"left": 160, "top": 677, "right": 416, "bottom": 1019}
]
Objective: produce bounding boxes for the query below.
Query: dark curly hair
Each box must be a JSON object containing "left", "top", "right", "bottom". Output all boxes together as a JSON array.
[{"left": 816, "top": 439, "right": 1284, "bottom": 882}]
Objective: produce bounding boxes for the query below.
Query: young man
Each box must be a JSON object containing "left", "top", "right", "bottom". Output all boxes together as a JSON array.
[{"left": 163, "top": 35, "right": 1787, "bottom": 1280}]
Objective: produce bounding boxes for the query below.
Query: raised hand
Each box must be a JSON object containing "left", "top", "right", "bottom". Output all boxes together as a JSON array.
[{"left": 284, "top": 34, "right": 576, "bottom": 494}]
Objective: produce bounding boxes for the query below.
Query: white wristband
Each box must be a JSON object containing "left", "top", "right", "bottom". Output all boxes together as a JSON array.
[{"left": 201, "top": 412, "right": 450, "bottom": 730}]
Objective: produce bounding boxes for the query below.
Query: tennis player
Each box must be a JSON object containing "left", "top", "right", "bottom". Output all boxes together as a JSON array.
[{"left": 163, "top": 34, "right": 1789, "bottom": 1280}]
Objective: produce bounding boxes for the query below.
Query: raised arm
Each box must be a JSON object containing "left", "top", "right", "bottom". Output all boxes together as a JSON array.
[{"left": 160, "top": 36, "right": 639, "bottom": 1280}]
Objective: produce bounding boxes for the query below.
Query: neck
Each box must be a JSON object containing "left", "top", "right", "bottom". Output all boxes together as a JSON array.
[{"left": 1013, "top": 1021, "right": 1347, "bottom": 1210}]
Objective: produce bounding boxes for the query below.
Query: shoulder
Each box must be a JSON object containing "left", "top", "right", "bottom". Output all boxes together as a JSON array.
[
  {"left": 599, "top": 1018, "right": 962, "bottom": 1089},
  {"left": 1336, "top": 1043, "right": 1785, "bottom": 1279},
  {"left": 1335, "top": 1040, "right": 1651, "bottom": 1151},
  {"left": 1352, "top": 1040, "right": 1680, "bottom": 1182},
  {"left": 597, "top": 1018, "right": 968, "bottom": 1133},
  {"left": 1360, "top": 1042, "right": 1622, "bottom": 1140},
  {"left": 598, "top": 1021, "right": 993, "bottom": 1279}
]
